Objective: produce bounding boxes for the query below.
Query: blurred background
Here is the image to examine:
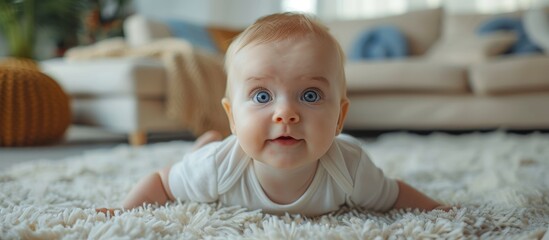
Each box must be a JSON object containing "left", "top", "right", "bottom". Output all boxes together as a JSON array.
[
  {"left": 2, "top": 0, "right": 549, "bottom": 165},
  {"left": 2, "top": 0, "right": 549, "bottom": 60}
]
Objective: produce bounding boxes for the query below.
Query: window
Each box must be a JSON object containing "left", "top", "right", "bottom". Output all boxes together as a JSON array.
[
  {"left": 281, "top": 0, "right": 318, "bottom": 13},
  {"left": 285, "top": 0, "right": 548, "bottom": 20}
]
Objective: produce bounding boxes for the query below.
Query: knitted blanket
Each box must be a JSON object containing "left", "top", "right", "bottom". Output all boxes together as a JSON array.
[{"left": 66, "top": 38, "right": 230, "bottom": 137}]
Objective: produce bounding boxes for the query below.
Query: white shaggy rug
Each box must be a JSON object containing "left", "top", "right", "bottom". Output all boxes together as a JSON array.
[{"left": 1, "top": 131, "right": 549, "bottom": 239}]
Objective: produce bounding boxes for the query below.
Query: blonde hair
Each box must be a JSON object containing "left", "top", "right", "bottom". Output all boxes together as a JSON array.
[{"left": 224, "top": 12, "right": 347, "bottom": 99}]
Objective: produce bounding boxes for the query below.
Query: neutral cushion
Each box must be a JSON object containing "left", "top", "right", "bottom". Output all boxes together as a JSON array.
[
  {"left": 124, "top": 14, "right": 242, "bottom": 54},
  {"left": 348, "top": 25, "right": 408, "bottom": 60},
  {"left": 345, "top": 58, "right": 468, "bottom": 93},
  {"left": 427, "top": 32, "right": 517, "bottom": 65},
  {"left": 469, "top": 55, "right": 549, "bottom": 95},
  {"left": 524, "top": 8, "right": 549, "bottom": 52},
  {"left": 345, "top": 93, "right": 549, "bottom": 130},
  {"left": 442, "top": 10, "right": 524, "bottom": 39},
  {"left": 326, "top": 8, "right": 442, "bottom": 56},
  {"left": 444, "top": 7, "right": 549, "bottom": 39},
  {"left": 124, "top": 14, "right": 172, "bottom": 47},
  {"left": 41, "top": 57, "right": 166, "bottom": 97}
]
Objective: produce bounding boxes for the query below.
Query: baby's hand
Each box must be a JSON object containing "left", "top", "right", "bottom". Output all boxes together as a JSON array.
[{"left": 96, "top": 208, "right": 121, "bottom": 216}]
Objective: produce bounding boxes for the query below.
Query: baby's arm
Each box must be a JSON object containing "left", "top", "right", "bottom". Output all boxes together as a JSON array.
[
  {"left": 392, "top": 180, "right": 444, "bottom": 211},
  {"left": 122, "top": 166, "right": 175, "bottom": 209},
  {"left": 97, "top": 166, "right": 175, "bottom": 214},
  {"left": 98, "top": 131, "right": 224, "bottom": 215},
  {"left": 96, "top": 131, "right": 223, "bottom": 215}
]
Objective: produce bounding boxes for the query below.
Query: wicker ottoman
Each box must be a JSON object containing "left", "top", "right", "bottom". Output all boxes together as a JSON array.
[{"left": 0, "top": 63, "right": 71, "bottom": 146}]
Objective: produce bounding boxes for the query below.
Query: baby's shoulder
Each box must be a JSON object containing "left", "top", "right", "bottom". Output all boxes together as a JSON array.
[
  {"left": 182, "top": 135, "right": 240, "bottom": 165},
  {"left": 334, "top": 134, "right": 366, "bottom": 158},
  {"left": 333, "top": 134, "right": 375, "bottom": 175}
]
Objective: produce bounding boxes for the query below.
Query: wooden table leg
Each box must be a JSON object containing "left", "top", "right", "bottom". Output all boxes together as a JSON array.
[{"left": 129, "top": 131, "right": 147, "bottom": 146}]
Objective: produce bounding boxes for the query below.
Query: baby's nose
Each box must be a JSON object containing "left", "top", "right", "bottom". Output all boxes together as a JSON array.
[
  {"left": 273, "top": 104, "right": 300, "bottom": 124},
  {"left": 274, "top": 115, "right": 299, "bottom": 124}
]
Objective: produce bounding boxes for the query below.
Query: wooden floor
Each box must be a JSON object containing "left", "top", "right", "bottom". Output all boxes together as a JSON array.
[{"left": 0, "top": 125, "right": 192, "bottom": 170}]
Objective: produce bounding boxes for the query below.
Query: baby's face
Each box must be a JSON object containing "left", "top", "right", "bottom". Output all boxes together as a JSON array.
[{"left": 222, "top": 37, "right": 348, "bottom": 170}]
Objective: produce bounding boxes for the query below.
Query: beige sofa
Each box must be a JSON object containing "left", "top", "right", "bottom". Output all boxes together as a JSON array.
[
  {"left": 327, "top": 7, "right": 549, "bottom": 131},
  {"left": 41, "top": 8, "right": 549, "bottom": 144}
]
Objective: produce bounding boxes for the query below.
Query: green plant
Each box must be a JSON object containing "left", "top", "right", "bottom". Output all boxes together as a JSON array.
[{"left": 0, "top": 0, "right": 86, "bottom": 59}]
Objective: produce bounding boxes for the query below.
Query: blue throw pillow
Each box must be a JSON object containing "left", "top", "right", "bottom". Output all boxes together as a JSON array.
[
  {"left": 477, "top": 17, "right": 542, "bottom": 55},
  {"left": 348, "top": 25, "right": 409, "bottom": 61},
  {"left": 164, "top": 19, "right": 219, "bottom": 53}
]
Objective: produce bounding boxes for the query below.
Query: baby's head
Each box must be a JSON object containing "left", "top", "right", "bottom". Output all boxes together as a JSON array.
[
  {"left": 222, "top": 12, "right": 349, "bottom": 169},
  {"left": 224, "top": 12, "right": 347, "bottom": 100}
]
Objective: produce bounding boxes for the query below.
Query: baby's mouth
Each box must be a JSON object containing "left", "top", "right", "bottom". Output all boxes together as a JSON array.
[{"left": 270, "top": 136, "right": 302, "bottom": 146}]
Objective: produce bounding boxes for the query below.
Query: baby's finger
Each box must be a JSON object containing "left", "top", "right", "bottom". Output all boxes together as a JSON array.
[
  {"left": 96, "top": 208, "right": 119, "bottom": 216},
  {"left": 434, "top": 205, "right": 453, "bottom": 212}
]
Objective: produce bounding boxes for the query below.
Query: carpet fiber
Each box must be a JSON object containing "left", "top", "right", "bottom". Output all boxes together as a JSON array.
[{"left": 1, "top": 132, "right": 548, "bottom": 239}]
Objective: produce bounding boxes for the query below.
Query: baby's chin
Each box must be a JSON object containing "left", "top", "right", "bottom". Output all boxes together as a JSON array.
[
  {"left": 252, "top": 154, "right": 323, "bottom": 170},
  {"left": 242, "top": 139, "right": 334, "bottom": 169},
  {"left": 270, "top": 160, "right": 318, "bottom": 170}
]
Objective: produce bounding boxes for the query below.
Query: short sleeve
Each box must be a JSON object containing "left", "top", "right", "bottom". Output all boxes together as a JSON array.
[
  {"left": 349, "top": 151, "right": 399, "bottom": 211},
  {"left": 168, "top": 142, "right": 220, "bottom": 202}
]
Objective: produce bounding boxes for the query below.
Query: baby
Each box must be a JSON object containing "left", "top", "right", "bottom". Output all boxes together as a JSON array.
[{"left": 101, "top": 12, "right": 447, "bottom": 216}]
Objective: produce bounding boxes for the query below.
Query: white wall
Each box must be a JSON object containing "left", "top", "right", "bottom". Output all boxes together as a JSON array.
[
  {"left": 134, "top": 0, "right": 282, "bottom": 28},
  {"left": 210, "top": 0, "right": 281, "bottom": 28}
]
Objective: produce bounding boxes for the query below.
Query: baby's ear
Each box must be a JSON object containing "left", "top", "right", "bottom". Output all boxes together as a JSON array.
[
  {"left": 336, "top": 99, "right": 349, "bottom": 135},
  {"left": 221, "top": 98, "right": 236, "bottom": 135}
]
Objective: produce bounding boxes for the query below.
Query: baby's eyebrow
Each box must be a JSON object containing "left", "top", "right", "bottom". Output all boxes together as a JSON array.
[
  {"left": 244, "top": 76, "right": 330, "bottom": 86},
  {"left": 245, "top": 77, "right": 268, "bottom": 82},
  {"left": 309, "top": 76, "right": 330, "bottom": 87}
]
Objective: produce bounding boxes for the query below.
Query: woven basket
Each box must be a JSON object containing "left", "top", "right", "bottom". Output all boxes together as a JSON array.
[
  {"left": 0, "top": 57, "right": 40, "bottom": 71},
  {"left": 0, "top": 66, "right": 71, "bottom": 146}
]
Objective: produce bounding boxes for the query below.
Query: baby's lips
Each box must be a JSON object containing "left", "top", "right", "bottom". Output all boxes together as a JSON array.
[
  {"left": 269, "top": 136, "right": 302, "bottom": 146},
  {"left": 276, "top": 136, "right": 296, "bottom": 140}
]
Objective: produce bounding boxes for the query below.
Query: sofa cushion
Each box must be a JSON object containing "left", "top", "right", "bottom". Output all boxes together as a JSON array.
[
  {"left": 348, "top": 25, "right": 408, "bottom": 60},
  {"left": 124, "top": 14, "right": 242, "bottom": 54},
  {"left": 444, "top": 7, "right": 549, "bottom": 39},
  {"left": 442, "top": 10, "right": 524, "bottom": 39},
  {"left": 164, "top": 19, "right": 219, "bottom": 53},
  {"left": 124, "top": 14, "right": 172, "bottom": 47},
  {"left": 326, "top": 8, "right": 442, "bottom": 57},
  {"left": 40, "top": 57, "right": 166, "bottom": 97},
  {"left": 345, "top": 93, "right": 549, "bottom": 130},
  {"left": 427, "top": 32, "right": 517, "bottom": 65},
  {"left": 477, "top": 16, "right": 542, "bottom": 54},
  {"left": 345, "top": 58, "right": 468, "bottom": 93},
  {"left": 524, "top": 8, "right": 549, "bottom": 52},
  {"left": 469, "top": 55, "right": 549, "bottom": 95}
]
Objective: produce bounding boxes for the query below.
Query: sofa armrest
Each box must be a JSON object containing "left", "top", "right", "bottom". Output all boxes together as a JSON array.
[
  {"left": 124, "top": 14, "right": 172, "bottom": 47},
  {"left": 40, "top": 57, "right": 166, "bottom": 97}
]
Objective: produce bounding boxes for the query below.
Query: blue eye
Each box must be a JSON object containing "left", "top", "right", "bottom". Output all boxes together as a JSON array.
[
  {"left": 253, "top": 90, "right": 272, "bottom": 103},
  {"left": 301, "top": 89, "right": 321, "bottom": 102}
]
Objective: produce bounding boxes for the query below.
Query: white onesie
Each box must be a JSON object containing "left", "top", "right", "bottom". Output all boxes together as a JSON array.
[{"left": 169, "top": 134, "right": 398, "bottom": 216}]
